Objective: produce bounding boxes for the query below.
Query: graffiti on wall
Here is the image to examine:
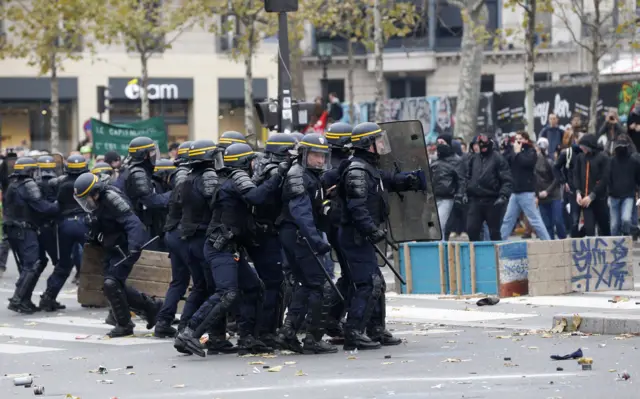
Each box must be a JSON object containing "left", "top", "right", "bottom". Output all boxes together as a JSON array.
[{"left": 570, "top": 238, "right": 632, "bottom": 292}]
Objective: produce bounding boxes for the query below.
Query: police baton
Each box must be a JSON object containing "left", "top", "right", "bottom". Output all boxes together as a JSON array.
[
  {"left": 113, "top": 235, "right": 160, "bottom": 268},
  {"left": 367, "top": 237, "right": 406, "bottom": 285},
  {"left": 299, "top": 235, "right": 345, "bottom": 302}
]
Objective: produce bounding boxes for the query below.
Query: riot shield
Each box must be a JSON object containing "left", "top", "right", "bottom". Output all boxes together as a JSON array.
[
  {"left": 378, "top": 120, "right": 442, "bottom": 242},
  {"left": 51, "top": 152, "right": 65, "bottom": 176}
]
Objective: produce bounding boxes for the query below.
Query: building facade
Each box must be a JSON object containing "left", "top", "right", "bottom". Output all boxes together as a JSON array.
[{"left": 0, "top": 10, "right": 279, "bottom": 153}]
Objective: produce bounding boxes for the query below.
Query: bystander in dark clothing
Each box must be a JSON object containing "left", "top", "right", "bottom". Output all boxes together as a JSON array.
[{"left": 535, "top": 138, "right": 565, "bottom": 239}]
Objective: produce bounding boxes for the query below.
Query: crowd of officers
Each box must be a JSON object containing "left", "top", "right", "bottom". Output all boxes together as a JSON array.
[{"left": 3, "top": 122, "right": 426, "bottom": 357}]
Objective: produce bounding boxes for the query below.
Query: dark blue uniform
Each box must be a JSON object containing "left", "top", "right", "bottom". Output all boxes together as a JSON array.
[
  {"left": 6, "top": 173, "right": 58, "bottom": 313},
  {"left": 37, "top": 174, "right": 59, "bottom": 272},
  {"left": 187, "top": 168, "right": 282, "bottom": 355}
]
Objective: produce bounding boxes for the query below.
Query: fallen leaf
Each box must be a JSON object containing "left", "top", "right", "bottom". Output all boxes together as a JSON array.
[
  {"left": 284, "top": 361, "right": 296, "bottom": 365},
  {"left": 75, "top": 335, "right": 91, "bottom": 340},
  {"left": 248, "top": 361, "right": 265, "bottom": 365},
  {"left": 295, "top": 370, "right": 307, "bottom": 376},
  {"left": 262, "top": 354, "right": 278, "bottom": 359},
  {"left": 446, "top": 340, "right": 456, "bottom": 343},
  {"left": 528, "top": 346, "right": 539, "bottom": 350},
  {"left": 551, "top": 318, "right": 567, "bottom": 333},
  {"left": 65, "top": 395, "right": 80, "bottom": 399},
  {"left": 541, "top": 334, "right": 553, "bottom": 338},
  {"left": 267, "top": 366, "right": 283, "bottom": 372},
  {"left": 24, "top": 322, "right": 37, "bottom": 326},
  {"left": 126, "top": 372, "right": 135, "bottom": 375},
  {"left": 609, "top": 369, "right": 617, "bottom": 372},
  {"left": 69, "top": 356, "right": 86, "bottom": 360},
  {"left": 570, "top": 314, "right": 582, "bottom": 331},
  {"left": 347, "top": 356, "right": 357, "bottom": 360},
  {"left": 442, "top": 358, "right": 461, "bottom": 363},
  {"left": 401, "top": 360, "right": 415, "bottom": 363},
  {"left": 382, "top": 362, "right": 394, "bottom": 365},
  {"left": 172, "top": 384, "right": 185, "bottom": 388},
  {"left": 97, "top": 379, "right": 113, "bottom": 384},
  {"left": 495, "top": 335, "right": 512, "bottom": 339}
]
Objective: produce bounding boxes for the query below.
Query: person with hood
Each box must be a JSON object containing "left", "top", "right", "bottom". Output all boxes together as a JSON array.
[
  {"left": 500, "top": 132, "right": 551, "bottom": 240},
  {"left": 535, "top": 138, "right": 566, "bottom": 239},
  {"left": 607, "top": 134, "right": 640, "bottom": 236},
  {"left": 598, "top": 109, "right": 624, "bottom": 154},
  {"left": 465, "top": 134, "right": 513, "bottom": 241},
  {"left": 554, "top": 137, "right": 582, "bottom": 236},
  {"left": 627, "top": 93, "right": 640, "bottom": 151},
  {"left": 573, "top": 134, "right": 611, "bottom": 236},
  {"left": 431, "top": 134, "right": 466, "bottom": 236},
  {"left": 539, "top": 114, "right": 563, "bottom": 159}
]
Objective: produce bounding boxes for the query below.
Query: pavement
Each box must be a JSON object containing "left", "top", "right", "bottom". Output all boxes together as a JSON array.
[{"left": 0, "top": 247, "right": 640, "bottom": 398}]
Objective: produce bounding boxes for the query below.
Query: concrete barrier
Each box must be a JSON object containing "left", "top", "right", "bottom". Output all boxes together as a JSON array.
[{"left": 495, "top": 241, "right": 529, "bottom": 297}]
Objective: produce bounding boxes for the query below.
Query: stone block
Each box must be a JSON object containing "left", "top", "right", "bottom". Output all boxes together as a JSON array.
[
  {"left": 526, "top": 241, "right": 548, "bottom": 255},
  {"left": 603, "top": 317, "right": 630, "bottom": 335},
  {"left": 546, "top": 267, "right": 566, "bottom": 283},
  {"left": 577, "top": 316, "right": 605, "bottom": 335},
  {"left": 528, "top": 268, "right": 546, "bottom": 284}
]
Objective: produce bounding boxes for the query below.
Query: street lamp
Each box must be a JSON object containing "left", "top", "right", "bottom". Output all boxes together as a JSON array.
[{"left": 317, "top": 38, "right": 333, "bottom": 106}]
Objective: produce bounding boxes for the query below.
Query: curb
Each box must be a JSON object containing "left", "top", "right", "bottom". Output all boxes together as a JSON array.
[{"left": 553, "top": 313, "right": 640, "bottom": 335}]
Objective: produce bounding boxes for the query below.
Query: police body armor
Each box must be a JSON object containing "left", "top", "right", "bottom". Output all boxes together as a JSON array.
[
  {"left": 4, "top": 177, "right": 40, "bottom": 232},
  {"left": 279, "top": 162, "right": 325, "bottom": 229},
  {"left": 164, "top": 166, "right": 190, "bottom": 233},
  {"left": 252, "top": 163, "right": 280, "bottom": 235},
  {"left": 180, "top": 168, "right": 218, "bottom": 238},
  {"left": 122, "top": 165, "right": 154, "bottom": 226},
  {"left": 340, "top": 158, "right": 389, "bottom": 229},
  {"left": 95, "top": 186, "right": 134, "bottom": 249},
  {"left": 52, "top": 175, "right": 85, "bottom": 217}
]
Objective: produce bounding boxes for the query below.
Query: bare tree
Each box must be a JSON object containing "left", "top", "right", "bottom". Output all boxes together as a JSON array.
[{"left": 553, "top": 0, "right": 635, "bottom": 133}]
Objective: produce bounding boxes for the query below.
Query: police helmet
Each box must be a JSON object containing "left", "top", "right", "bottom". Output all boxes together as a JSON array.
[
  {"left": 154, "top": 158, "right": 176, "bottom": 180},
  {"left": 351, "top": 122, "right": 391, "bottom": 155},
  {"left": 91, "top": 161, "right": 114, "bottom": 177},
  {"left": 128, "top": 136, "right": 159, "bottom": 165},
  {"left": 188, "top": 139, "right": 224, "bottom": 169},
  {"left": 176, "top": 141, "right": 193, "bottom": 163},
  {"left": 65, "top": 154, "right": 89, "bottom": 174},
  {"left": 325, "top": 122, "right": 353, "bottom": 148},
  {"left": 265, "top": 132, "right": 297, "bottom": 162},
  {"left": 37, "top": 155, "right": 58, "bottom": 178},
  {"left": 13, "top": 157, "right": 38, "bottom": 177},
  {"left": 223, "top": 143, "right": 257, "bottom": 170},
  {"left": 218, "top": 131, "right": 247, "bottom": 149},
  {"left": 299, "top": 133, "right": 331, "bottom": 171},
  {"left": 290, "top": 132, "right": 304, "bottom": 143},
  {"left": 73, "top": 172, "right": 103, "bottom": 213}
]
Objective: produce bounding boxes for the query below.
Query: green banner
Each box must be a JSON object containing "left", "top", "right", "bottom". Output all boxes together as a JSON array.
[{"left": 91, "top": 117, "right": 168, "bottom": 156}]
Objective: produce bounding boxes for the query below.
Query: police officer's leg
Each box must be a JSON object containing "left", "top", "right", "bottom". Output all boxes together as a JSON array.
[
  {"left": 236, "top": 255, "right": 272, "bottom": 355},
  {"left": 246, "top": 236, "right": 284, "bottom": 348},
  {"left": 37, "top": 230, "right": 49, "bottom": 275},
  {"left": 174, "top": 241, "right": 241, "bottom": 358},
  {"left": 154, "top": 230, "right": 190, "bottom": 338},
  {"left": 0, "top": 231, "right": 9, "bottom": 274},
  {"left": 340, "top": 226, "right": 383, "bottom": 351},
  {"left": 40, "top": 219, "right": 77, "bottom": 311},
  {"left": 324, "top": 226, "right": 350, "bottom": 340},
  {"left": 367, "top": 272, "right": 402, "bottom": 346},
  {"left": 8, "top": 229, "right": 41, "bottom": 314},
  {"left": 103, "top": 248, "right": 135, "bottom": 337}
]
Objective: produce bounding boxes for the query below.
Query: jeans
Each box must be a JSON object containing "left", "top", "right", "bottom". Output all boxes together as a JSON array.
[
  {"left": 436, "top": 199, "right": 455, "bottom": 240},
  {"left": 539, "top": 200, "right": 567, "bottom": 239},
  {"left": 608, "top": 197, "right": 635, "bottom": 236},
  {"left": 500, "top": 192, "right": 551, "bottom": 240}
]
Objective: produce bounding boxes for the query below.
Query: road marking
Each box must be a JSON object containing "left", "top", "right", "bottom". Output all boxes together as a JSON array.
[
  {"left": 500, "top": 295, "right": 640, "bottom": 309},
  {"left": 0, "top": 287, "right": 77, "bottom": 300},
  {"left": 127, "top": 373, "right": 581, "bottom": 398},
  {"left": 392, "top": 329, "right": 462, "bottom": 336},
  {"left": 0, "top": 328, "right": 163, "bottom": 346},
  {"left": 0, "top": 343, "right": 64, "bottom": 354},
  {"left": 386, "top": 306, "right": 537, "bottom": 322},
  {"left": 25, "top": 316, "right": 152, "bottom": 331}
]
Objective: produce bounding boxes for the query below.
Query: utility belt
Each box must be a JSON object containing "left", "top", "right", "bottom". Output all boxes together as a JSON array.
[
  {"left": 254, "top": 219, "right": 277, "bottom": 236},
  {"left": 207, "top": 227, "right": 236, "bottom": 252},
  {"left": 3, "top": 221, "right": 38, "bottom": 240}
]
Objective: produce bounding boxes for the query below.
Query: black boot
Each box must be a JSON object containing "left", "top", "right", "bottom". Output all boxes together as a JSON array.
[
  {"left": 302, "top": 333, "right": 338, "bottom": 354},
  {"left": 174, "top": 327, "right": 205, "bottom": 357},
  {"left": 368, "top": 326, "right": 402, "bottom": 346},
  {"left": 275, "top": 320, "right": 303, "bottom": 353},
  {"left": 259, "top": 333, "right": 280, "bottom": 350},
  {"left": 205, "top": 336, "right": 238, "bottom": 355},
  {"left": 136, "top": 294, "right": 162, "bottom": 330},
  {"left": 343, "top": 329, "right": 382, "bottom": 351},
  {"left": 154, "top": 320, "right": 177, "bottom": 338},
  {"left": 107, "top": 321, "right": 135, "bottom": 338},
  {"left": 237, "top": 334, "right": 272, "bottom": 356},
  {"left": 105, "top": 310, "right": 116, "bottom": 326},
  {"left": 103, "top": 278, "right": 135, "bottom": 338},
  {"left": 39, "top": 290, "right": 66, "bottom": 312},
  {"left": 326, "top": 320, "right": 345, "bottom": 343},
  {"left": 8, "top": 271, "right": 38, "bottom": 314}
]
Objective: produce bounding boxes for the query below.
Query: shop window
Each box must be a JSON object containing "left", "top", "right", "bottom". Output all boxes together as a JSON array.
[
  {"left": 534, "top": 72, "right": 552, "bottom": 82},
  {"left": 388, "top": 77, "right": 426, "bottom": 99}
]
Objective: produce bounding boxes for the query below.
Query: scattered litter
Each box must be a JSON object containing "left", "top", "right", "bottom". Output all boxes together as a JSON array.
[
  {"left": 384, "top": 355, "right": 392, "bottom": 359},
  {"left": 431, "top": 384, "right": 444, "bottom": 389},
  {"left": 495, "top": 335, "right": 512, "bottom": 339},
  {"left": 446, "top": 340, "right": 456, "bottom": 343},
  {"left": 347, "top": 356, "right": 357, "bottom": 360},
  {"left": 457, "top": 381, "right": 472, "bottom": 385},
  {"left": 42, "top": 364, "right": 50, "bottom": 367},
  {"left": 295, "top": 370, "right": 307, "bottom": 376},
  {"left": 556, "top": 367, "right": 563, "bottom": 371},
  {"left": 528, "top": 346, "right": 538, "bottom": 350},
  {"left": 267, "top": 366, "right": 283, "bottom": 372},
  {"left": 126, "top": 365, "right": 133, "bottom": 369},
  {"left": 24, "top": 322, "right": 37, "bottom": 326},
  {"left": 13, "top": 376, "right": 33, "bottom": 386},
  {"left": 75, "top": 335, "right": 91, "bottom": 340},
  {"left": 504, "top": 362, "right": 519, "bottom": 367},
  {"left": 442, "top": 358, "right": 461, "bottom": 363},
  {"left": 199, "top": 336, "right": 208, "bottom": 345},
  {"left": 154, "top": 379, "right": 162, "bottom": 382},
  {"left": 577, "top": 357, "right": 593, "bottom": 365},
  {"left": 109, "top": 368, "right": 122, "bottom": 372},
  {"left": 617, "top": 371, "right": 631, "bottom": 381},
  {"left": 252, "top": 367, "right": 261, "bottom": 374},
  {"left": 170, "top": 365, "right": 176, "bottom": 368},
  {"left": 279, "top": 350, "right": 295, "bottom": 355},
  {"left": 382, "top": 362, "right": 394, "bottom": 365},
  {"left": 401, "top": 360, "right": 414, "bottom": 363},
  {"left": 126, "top": 372, "right": 135, "bottom": 375},
  {"left": 610, "top": 296, "right": 630, "bottom": 303},
  {"left": 262, "top": 354, "right": 278, "bottom": 359},
  {"left": 550, "top": 348, "right": 583, "bottom": 361},
  {"left": 69, "top": 356, "right": 86, "bottom": 360},
  {"left": 284, "top": 361, "right": 296, "bottom": 365},
  {"left": 541, "top": 334, "right": 553, "bottom": 338},
  {"left": 172, "top": 384, "right": 185, "bottom": 388},
  {"left": 476, "top": 297, "right": 500, "bottom": 306},
  {"left": 582, "top": 364, "right": 592, "bottom": 371},
  {"left": 614, "top": 334, "right": 635, "bottom": 340},
  {"left": 551, "top": 318, "right": 567, "bottom": 333},
  {"left": 0, "top": 323, "right": 11, "bottom": 327},
  {"left": 97, "top": 379, "right": 114, "bottom": 384},
  {"left": 33, "top": 386, "right": 44, "bottom": 395},
  {"left": 570, "top": 315, "right": 582, "bottom": 332},
  {"left": 503, "top": 357, "right": 511, "bottom": 361},
  {"left": 609, "top": 369, "right": 617, "bottom": 373},
  {"left": 262, "top": 366, "right": 269, "bottom": 369},
  {"left": 248, "top": 361, "right": 264, "bottom": 365},
  {"left": 65, "top": 395, "right": 79, "bottom": 399}
]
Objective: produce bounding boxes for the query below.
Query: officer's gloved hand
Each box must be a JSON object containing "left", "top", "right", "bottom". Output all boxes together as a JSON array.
[
  {"left": 368, "top": 229, "right": 387, "bottom": 244},
  {"left": 454, "top": 194, "right": 468, "bottom": 206},
  {"left": 494, "top": 196, "right": 508, "bottom": 206},
  {"left": 316, "top": 240, "right": 332, "bottom": 255},
  {"left": 278, "top": 161, "right": 291, "bottom": 177},
  {"left": 410, "top": 169, "right": 427, "bottom": 190}
]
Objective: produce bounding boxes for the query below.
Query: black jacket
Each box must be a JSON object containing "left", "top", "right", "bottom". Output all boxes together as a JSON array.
[
  {"left": 627, "top": 108, "right": 640, "bottom": 150},
  {"left": 573, "top": 149, "right": 609, "bottom": 201},
  {"left": 535, "top": 153, "right": 561, "bottom": 202},
  {"left": 466, "top": 150, "right": 512, "bottom": 199},
  {"left": 430, "top": 153, "right": 465, "bottom": 198},
  {"left": 506, "top": 145, "right": 538, "bottom": 193},
  {"left": 608, "top": 151, "right": 640, "bottom": 198},
  {"left": 554, "top": 145, "right": 581, "bottom": 191}
]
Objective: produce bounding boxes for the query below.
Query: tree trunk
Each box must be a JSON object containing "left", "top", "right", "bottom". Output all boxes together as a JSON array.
[
  {"left": 288, "top": 15, "right": 306, "bottom": 101},
  {"left": 50, "top": 56, "right": 60, "bottom": 153},
  {"left": 373, "top": 0, "right": 384, "bottom": 120},
  {"left": 524, "top": 0, "right": 536, "bottom": 138},
  {"left": 244, "top": 27, "right": 255, "bottom": 138},
  {"left": 588, "top": 46, "right": 600, "bottom": 134},
  {"left": 347, "top": 40, "right": 355, "bottom": 123},
  {"left": 140, "top": 55, "right": 150, "bottom": 120},
  {"left": 453, "top": 3, "right": 487, "bottom": 143}
]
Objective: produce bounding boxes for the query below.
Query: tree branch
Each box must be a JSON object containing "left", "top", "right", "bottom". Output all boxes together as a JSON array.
[{"left": 553, "top": 1, "right": 594, "bottom": 54}]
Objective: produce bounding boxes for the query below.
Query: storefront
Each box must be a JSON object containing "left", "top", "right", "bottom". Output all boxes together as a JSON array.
[
  {"left": 0, "top": 77, "right": 77, "bottom": 153},
  {"left": 218, "top": 78, "right": 268, "bottom": 145},
  {"left": 108, "top": 77, "right": 194, "bottom": 144}
]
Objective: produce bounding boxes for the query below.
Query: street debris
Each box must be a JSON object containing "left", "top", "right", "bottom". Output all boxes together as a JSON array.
[
  {"left": 382, "top": 362, "right": 394, "bottom": 365},
  {"left": 556, "top": 367, "right": 563, "bottom": 371},
  {"left": 609, "top": 369, "right": 617, "bottom": 372},
  {"left": 126, "top": 365, "right": 133, "bottom": 369},
  {"left": 295, "top": 370, "right": 307, "bottom": 376},
  {"left": 614, "top": 334, "right": 635, "bottom": 340},
  {"left": 431, "top": 384, "right": 444, "bottom": 389},
  {"left": 617, "top": 371, "right": 631, "bottom": 381},
  {"left": 97, "top": 379, "right": 114, "bottom": 384},
  {"left": 172, "top": 384, "right": 186, "bottom": 388},
  {"left": 577, "top": 357, "right": 593, "bottom": 365},
  {"left": 551, "top": 319, "right": 567, "bottom": 333},
  {"left": 284, "top": 361, "right": 296, "bottom": 365},
  {"left": 33, "top": 385, "right": 45, "bottom": 395},
  {"left": 476, "top": 297, "right": 500, "bottom": 306},
  {"left": 248, "top": 361, "right": 264, "bottom": 365},
  {"left": 347, "top": 356, "right": 357, "bottom": 360},
  {"left": 598, "top": 344, "right": 606, "bottom": 348},
  {"left": 503, "top": 357, "right": 511, "bottom": 361},
  {"left": 267, "top": 366, "right": 283, "bottom": 372},
  {"left": 69, "top": 356, "right": 86, "bottom": 360},
  {"left": 13, "top": 375, "right": 33, "bottom": 386},
  {"left": 550, "top": 348, "right": 583, "bottom": 361},
  {"left": 609, "top": 296, "right": 630, "bottom": 303},
  {"left": 495, "top": 335, "right": 512, "bottom": 339},
  {"left": 384, "top": 355, "right": 392, "bottom": 359},
  {"left": 65, "top": 395, "right": 79, "bottom": 399},
  {"left": 503, "top": 362, "right": 519, "bottom": 367},
  {"left": 24, "top": 322, "right": 37, "bottom": 326}
]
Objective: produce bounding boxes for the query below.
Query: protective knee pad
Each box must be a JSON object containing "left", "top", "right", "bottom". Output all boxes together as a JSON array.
[
  {"left": 220, "top": 289, "right": 240, "bottom": 311},
  {"left": 358, "top": 274, "right": 383, "bottom": 331},
  {"left": 103, "top": 278, "right": 131, "bottom": 326}
]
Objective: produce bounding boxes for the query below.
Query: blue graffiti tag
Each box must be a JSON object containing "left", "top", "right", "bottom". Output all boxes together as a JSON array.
[{"left": 570, "top": 238, "right": 629, "bottom": 291}]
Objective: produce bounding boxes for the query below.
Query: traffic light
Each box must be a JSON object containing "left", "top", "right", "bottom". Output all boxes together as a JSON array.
[
  {"left": 97, "top": 85, "right": 110, "bottom": 114},
  {"left": 255, "top": 99, "right": 315, "bottom": 132},
  {"left": 264, "top": 0, "right": 298, "bottom": 12}
]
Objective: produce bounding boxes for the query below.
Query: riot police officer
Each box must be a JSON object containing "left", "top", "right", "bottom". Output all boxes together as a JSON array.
[
  {"left": 153, "top": 159, "right": 176, "bottom": 193},
  {"left": 174, "top": 142, "right": 286, "bottom": 357},
  {"left": 339, "top": 122, "right": 424, "bottom": 350},
  {"left": 36, "top": 155, "right": 60, "bottom": 276},
  {"left": 6, "top": 157, "right": 59, "bottom": 313},
  {"left": 119, "top": 137, "right": 171, "bottom": 250},
  {"left": 249, "top": 133, "right": 297, "bottom": 347},
  {"left": 173, "top": 139, "right": 233, "bottom": 354},
  {"left": 155, "top": 141, "right": 192, "bottom": 338},
  {"left": 38, "top": 155, "right": 90, "bottom": 311},
  {"left": 73, "top": 172, "right": 161, "bottom": 337},
  {"left": 218, "top": 131, "right": 247, "bottom": 150},
  {"left": 91, "top": 161, "right": 115, "bottom": 184},
  {"left": 321, "top": 122, "right": 354, "bottom": 340},
  {"left": 275, "top": 133, "right": 337, "bottom": 354}
]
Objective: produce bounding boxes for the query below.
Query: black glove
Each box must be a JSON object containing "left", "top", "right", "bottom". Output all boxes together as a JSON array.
[
  {"left": 316, "top": 240, "right": 332, "bottom": 255},
  {"left": 494, "top": 196, "right": 508, "bottom": 206},
  {"left": 368, "top": 229, "right": 386, "bottom": 244},
  {"left": 454, "top": 194, "right": 468, "bottom": 205},
  {"left": 278, "top": 161, "right": 290, "bottom": 177}
]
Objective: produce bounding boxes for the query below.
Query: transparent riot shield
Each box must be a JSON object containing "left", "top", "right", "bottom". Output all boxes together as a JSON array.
[
  {"left": 51, "top": 152, "right": 65, "bottom": 176},
  {"left": 378, "top": 120, "right": 442, "bottom": 242}
]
